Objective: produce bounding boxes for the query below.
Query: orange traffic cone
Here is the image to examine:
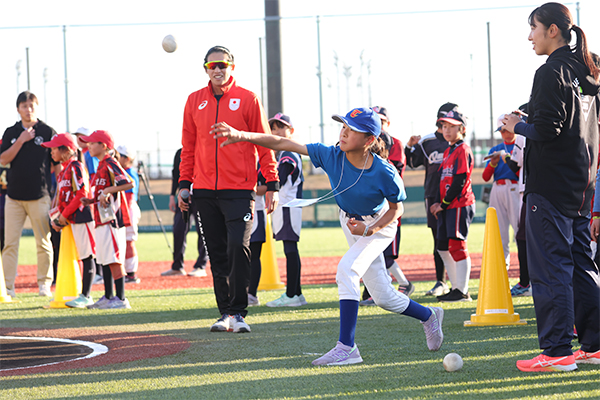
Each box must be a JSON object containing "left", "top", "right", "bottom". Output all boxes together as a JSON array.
[
  {"left": 0, "top": 254, "right": 19, "bottom": 303},
  {"left": 257, "top": 214, "right": 285, "bottom": 290},
  {"left": 47, "top": 224, "right": 82, "bottom": 308},
  {"left": 464, "top": 207, "right": 526, "bottom": 326}
]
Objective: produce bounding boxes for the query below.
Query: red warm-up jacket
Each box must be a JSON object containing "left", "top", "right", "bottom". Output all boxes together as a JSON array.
[{"left": 179, "top": 77, "right": 279, "bottom": 195}]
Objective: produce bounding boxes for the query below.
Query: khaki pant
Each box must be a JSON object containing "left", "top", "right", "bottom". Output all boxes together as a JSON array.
[{"left": 2, "top": 195, "right": 53, "bottom": 291}]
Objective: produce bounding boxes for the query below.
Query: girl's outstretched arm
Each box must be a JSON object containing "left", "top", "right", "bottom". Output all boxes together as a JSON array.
[{"left": 212, "top": 122, "right": 309, "bottom": 156}]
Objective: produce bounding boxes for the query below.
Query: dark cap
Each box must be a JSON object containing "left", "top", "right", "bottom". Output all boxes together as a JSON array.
[
  {"left": 437, "top": 108, "right": 467, "bottom": 127},
  {"left": 437, "top": 102, "right": 459, "bottom": 120},
  {"left": 372, "top": 106, "right": 389, "bottom": 122},
  {"left": 269, "top": 112, "right": 293, "bottom": 128}
]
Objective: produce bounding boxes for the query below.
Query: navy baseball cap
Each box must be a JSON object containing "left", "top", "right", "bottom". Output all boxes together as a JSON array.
[
  {"left": 372, "top": 106, "right": 389, "bottom": 122},
  {"left": 269, "top": 112, "right": 293, "bottom": 128},
  {"left": 437, "top": 108, "right": 467, "bottom": 127},
  {"left": 332, "top": 107, "right": 381, "bottom": 137}
]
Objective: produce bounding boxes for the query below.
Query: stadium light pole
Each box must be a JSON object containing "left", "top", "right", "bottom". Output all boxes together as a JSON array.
[
  {"left": 63, "top": 25, "right": 70, "bottom": 132},
  {"left": 43, "top": 68, "right": 48, "bottom": 121},
  {"left": 16, "top": 60, "right": 22, "bottom": 94},
  {"left": 487, "top": 22, "right": 494, "bottom": 142},
  {"left": 316, "top": 16, "right": 324, "bottom": 144}
]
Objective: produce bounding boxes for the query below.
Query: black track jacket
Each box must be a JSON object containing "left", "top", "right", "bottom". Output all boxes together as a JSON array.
[{"left": 516, "top": 45, "right": 600, "bottom": 218}]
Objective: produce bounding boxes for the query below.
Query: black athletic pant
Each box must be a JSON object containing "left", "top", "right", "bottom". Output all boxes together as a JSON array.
[
  {"left": 195, "top": 196, "right": 253, "bottom": 318},
  {"left": 172, "top": 202, "right": 208, "bottom": 271},
  {"left": 426, "top": 197, "right": 445, "bottom": 281}
]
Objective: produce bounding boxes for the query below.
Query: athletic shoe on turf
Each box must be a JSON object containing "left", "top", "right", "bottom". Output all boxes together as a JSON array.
[
  {"left": 66, "top": 294, "right": 95, "bottom": 308},
  {"left": 161, "top": 269, "right": 187, "bottom": 276},
  {"left": 359, "top": 297, "right": 376, "bottom": 306},
  {"left": 104, "top": 297, "right": 131, "bottom": 309},
  {"left": 210, "top": 314, "right": 234, "bottom": 332},
  {"left": 124, "top": 274, "right": 141, "bottom": 284},
  {"left": 298, "top": 294, "right": 308, "bottom": 306},
  {"left": 87, "top": 295, "right": 112, "bottom": 309},
  {"left": 92, "top": 274, "right": 104, "bottom": 285},
  {"left": 312, "top": 341, "right": 363, "bottom": 366},
  {"left": 421, "top": 306, "right": 444, "bottom": 351},
  {"left": 511, "top": 283, "right": 532, "bottom": 296},
  {"left": 426, "top": 281, "right": 449, "bottom": 296},
  {"left": 6, "top": 288, "right": 16, "bottom": 298},
  {"left": 574, "top": 349, "right": 600, "bottom": 364},
  {"left": 266, "top": 293, "right": 303, "bottom": 307},
  {"left": 398, "top": 282, "right": 415, "bottom": 297},
  {"left": 232, "top": 314, "right": 251, "bottom": 333},
  {"left": 248, "top": 293, "right": 260, "bottom": 306},
  {"left": 39, "top": 284, "right": 52, "bottom": 297},
  {"left": 188, "top": 268, "right": 207, "bottom": 277},
  {"left": 437, "top": 288, "right": 472, "bottom": 302},
  {"left": 516, "top": 354, "right": 577, "bottom": 372}
]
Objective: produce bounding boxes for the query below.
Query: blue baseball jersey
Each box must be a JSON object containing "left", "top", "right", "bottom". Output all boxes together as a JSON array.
[
  {"left": 125, "top": 167, "right": 139, "bottom": 202},
  {"left": 486, "top": 142, "right": 518, "bottom": 181},
  {"left": 306, "top": 143, "right": 406, "bottom": 216}
]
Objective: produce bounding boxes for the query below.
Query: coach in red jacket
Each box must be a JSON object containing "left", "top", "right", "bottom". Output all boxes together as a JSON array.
[{"left": 179, "top": 45, "right": 279, "bottom": 333}]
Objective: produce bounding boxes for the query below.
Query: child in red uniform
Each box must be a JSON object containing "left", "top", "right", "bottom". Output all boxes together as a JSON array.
[
  {"left": 430, "top": 108, "right": 475, "bottom": 302},
  {"left": 42, "top": 133, "right": 97, "bottom": 308},
  {"left": 81, "top": 130, "right": 133, "bottom": 309}
]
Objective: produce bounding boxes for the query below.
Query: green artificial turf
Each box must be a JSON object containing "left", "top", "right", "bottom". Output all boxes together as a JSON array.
[
  {"left": 2, "top": 282, "right": 598, "bottom": 399},
  {"left": 17, "top": 223, "right": 515, "bottom": 265}
]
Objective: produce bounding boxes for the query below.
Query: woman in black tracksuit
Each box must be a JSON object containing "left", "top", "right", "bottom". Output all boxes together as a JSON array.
[{"left": 503, "top": 2, "right": 600, "bottom": 372}]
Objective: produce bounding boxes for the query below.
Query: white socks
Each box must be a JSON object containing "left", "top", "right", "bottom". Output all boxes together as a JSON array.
[
  {"left": 438, "top": 250, "right": 456, "bottom": 289},
  {"left": 454, "top": 257, "right": 471, "bottom": 294}
]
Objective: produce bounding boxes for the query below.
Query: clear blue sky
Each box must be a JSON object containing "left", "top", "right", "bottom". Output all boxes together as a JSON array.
[{"left": 1, "top": 1, "right": 598, "bottom": 170}]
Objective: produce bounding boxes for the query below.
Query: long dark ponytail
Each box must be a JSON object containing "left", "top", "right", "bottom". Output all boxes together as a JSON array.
[{"left": 529, "top": 2, "right": 599, "bottom": 82}]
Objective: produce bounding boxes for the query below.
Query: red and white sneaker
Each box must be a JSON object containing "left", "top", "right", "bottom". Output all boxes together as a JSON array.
[
  {"left": 516, "top": 354, "right": 577, "bottom": 372},
  {"left": 574, "top": 349, "right": 600, "bottom": 364}
]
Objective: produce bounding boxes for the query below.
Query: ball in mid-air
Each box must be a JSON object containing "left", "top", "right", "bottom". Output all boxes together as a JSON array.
[
  {"left": 443, "top": 353, "right": 463, "bottom": 372},
  {"left": 162, "top": 35, "right": 177, "bottom": 53}
]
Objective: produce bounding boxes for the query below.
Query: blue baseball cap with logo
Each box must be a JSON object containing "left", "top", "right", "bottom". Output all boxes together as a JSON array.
[{"left": 332, "top": 107, "right": 381, "bottom": 137}]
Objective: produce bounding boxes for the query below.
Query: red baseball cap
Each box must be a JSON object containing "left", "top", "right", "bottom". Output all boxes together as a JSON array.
[
  {"left": 79, "top": 130, "right": 115, "bottom": 149},
  {"left": 41, "top": 133, "right": 78, "bottom": 151}
]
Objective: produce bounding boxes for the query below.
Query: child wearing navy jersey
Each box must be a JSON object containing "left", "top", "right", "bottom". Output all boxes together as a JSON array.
[{"left": 214, "top": 107, "right": 444, "bottom": 366}]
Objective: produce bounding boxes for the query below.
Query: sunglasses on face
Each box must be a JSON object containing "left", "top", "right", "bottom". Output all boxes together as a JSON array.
[{"left": 204, "top": 60, "right": 233, "bottom": 70}]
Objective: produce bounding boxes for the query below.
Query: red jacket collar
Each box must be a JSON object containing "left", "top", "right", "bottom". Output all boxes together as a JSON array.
[{"left": 208, "top": 76, "right": 236, "bottom": 96}]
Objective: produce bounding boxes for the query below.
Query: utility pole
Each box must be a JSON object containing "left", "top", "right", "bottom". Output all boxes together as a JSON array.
[
  {"left": 264, "top": 0, "right": 283, "bottom": 116},
  {"left": 487, "top": 22, "right": 494, "bottom": 141}
]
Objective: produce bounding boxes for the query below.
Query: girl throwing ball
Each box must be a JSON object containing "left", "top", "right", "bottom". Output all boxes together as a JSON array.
[{"left": 213, "top": 107, "right": 444, "bottom": 366}]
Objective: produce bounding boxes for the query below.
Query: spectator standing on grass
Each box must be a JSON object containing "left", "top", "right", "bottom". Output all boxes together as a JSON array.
[
  {"left": 503, "top": 2, "right": 600, "bottom": 371},
  {"left": 40, "top": 133, "right": 97, "bottom": 308},
  {"left": 429, "top": 108, "right": 475, "bottom": 303},
  {"left": 116, "top": 145, "right": 142, "bottom": 284},
  {"left": 404, "top": 103, "right": 457, "bottom": 297},
  {"left": 263, "top": 113, "right": 307, "bottom": 308},
  {"left": 178, "top": 45, "right": 279, "bottom": 333},
  {"left": 162, "top": 148, "right": 209, "bottom": 277},
  {"left": 214, "top": 107, "right": 444, "bottom": 366},
  {"left": 1, "top": 91, "right": 59, "bottom": 298},
  {"left": 81, "top": 130, "right": 134, "bottom": 309}
]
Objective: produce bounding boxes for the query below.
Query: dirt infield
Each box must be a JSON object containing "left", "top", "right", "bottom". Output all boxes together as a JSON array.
[
  {"left": 12, "top": 253, "right": 519, "bottom": 293},
  {"left": 0, "top": 328, "right": 190, "bottom": 377}
]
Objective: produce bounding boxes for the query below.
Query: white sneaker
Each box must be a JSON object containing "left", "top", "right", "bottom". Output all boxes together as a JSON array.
[
  {"left": 39, "top": 284, "right": 52, "bottom": 297},
  {"left": 312, "top": 341, "right": 363, "bottom": 366},
  {"left": 266, "top": 293, "right": 303, "bottom": 307},
  {"left": 248, "top": 293, "right": 260, "bottom": 306},
  {"left": 188, "top": 268, "right": 207, "bottom": 277},
  {"left": 232, "top": 314, "right": 251, "bottom": 333},
  {"left": 210, "top": 314, "right": 234, "bottom": 332},
  {"left": 104, "top": 297, "right": 131, "bottom": 309},
  {"left": 298, "top": 294, "right": 308, "bottom": 306},
  {"left": 6, "top": 288, "right": 16, "bottom": 298}
]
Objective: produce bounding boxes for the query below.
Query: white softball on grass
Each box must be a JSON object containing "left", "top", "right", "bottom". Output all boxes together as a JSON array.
[
  {"left": 443, "top": 353, "right": 463, "bottom": 372},
  {"left": 162, "top": 35, "right": 177, "bottom": 53}
]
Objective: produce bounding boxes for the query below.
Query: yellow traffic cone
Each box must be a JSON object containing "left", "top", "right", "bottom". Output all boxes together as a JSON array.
[
  {"left": 47, "top": 224, "right": 82, "bottom": 308},
  {"left": 464, "top": 207, "right": 526, "bottom": 326},
  {"left": 257, "top": 214, "right": 285, "bottom": 290},
  {"left": 0, "top": 253, "right": 19, "bottom": 303}
]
